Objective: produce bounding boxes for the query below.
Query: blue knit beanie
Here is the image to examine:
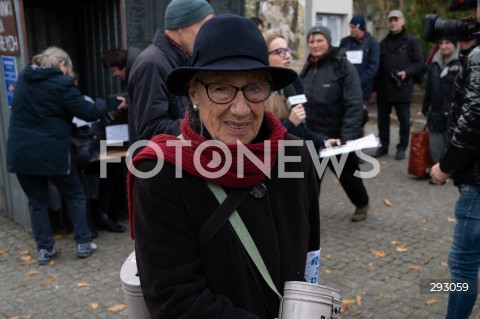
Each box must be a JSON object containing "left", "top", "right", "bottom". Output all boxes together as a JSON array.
[
  {"left": 165, "top": 0, "right": 214, "bottom": 30},
  {"left": 350, "top": 15, "right": 366, "bottom": 31}
]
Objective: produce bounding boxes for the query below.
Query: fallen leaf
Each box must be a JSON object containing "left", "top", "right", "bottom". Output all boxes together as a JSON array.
[
  {"left": 90, "top": 302, "right": 99, "bottom": 309},
  {"left": 356, "top": 295, "right": 362, "bottom": 305},
  {"left": 448, "top": 217, "right": 455, "bottom": 223},
  {"left": 325, "top": 254, "right": 332, "bottom": 259},
  {"left": 441, "top": 261, "right": 448, "bottom": 267},
  {"left": 409, "top": 264, "right": 422, "bottom": 271},
  {"left": 0, "top": 249, "right": 5, "bottom": 256},
  {"left": 54, "top": 234, "right": 63, "bottom": 240},
  {"left": 19, "top": 250, "right": 30, "bottom": 255},
  {"left": 384, "top": 199, "right": 393, "bottom": 207},
  {"left": 49, "top": 260, "right": 55, "bottom": 267},
  {"left": 325, "top": 269, "right": 332, "bottom": 274},
  {"left": 370, "top": 250, "right": 388, "bottom": 257},
  {"left": 77, "top": 282, "right": 91, "bottom": 287},
  {"left": 108, "top": 304, "right": 126, "bottom": 312},
  {"left": 341, "top": 299, "right": 356, "bottom": 313},
  {"left": 396, "top": 245, "right": 408, "bottom": 253},
  {"left": 20, "top": 255, "right": 32, "bottom": 261},
  {"left": 390, "top": 240, "right": 399, "bottom": 245},
  {"left": 350, "top": 310, "right": 362, "bottom": 317},
  {"left": 425, "top": 298, "right": 438, "bottom": 305},
  {"left": 9, "top": 316, "right": 20, "bottom": 319},
  {"left": 25, "top": 270, "right": 38, "bottom": 276}
]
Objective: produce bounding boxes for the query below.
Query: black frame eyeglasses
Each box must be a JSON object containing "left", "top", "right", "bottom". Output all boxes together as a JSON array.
[
  {"left": 196, "top": 80, "right": 273, "bottom": 104},
  {"left": 268, "top": 47, "right": 292, "bottom": 58}
]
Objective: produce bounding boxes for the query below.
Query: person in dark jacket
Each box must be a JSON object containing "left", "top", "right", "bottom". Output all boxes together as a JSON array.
[
  {"left": 340, "top": 14, "right": 380, "bottom": 101},
  {"left": 6, "top": 46, "right": 107, "bottom": 265},
  {"left": 127, "top": 0, "right": 214, "bottom": 147},
  {"left": 264, "top": 32, "right": 331, "bottom": 150},
  {"left": 128, "top": 15, "right": 320, "bottom": 318},
  {"left": 300, "top": 25, "right": 370, "bottom": 222},
  {"left": 102, "top": 46, "right": 141, "bottom": 109},
  {"left": 430, "top": 32, "right": 480, "bottom": 319},
  {"left": 373, "top": 10, "right": 426, "bottom": 160},
  {"left": 422, "top": 37, "right": 460, "bottom": 164}
]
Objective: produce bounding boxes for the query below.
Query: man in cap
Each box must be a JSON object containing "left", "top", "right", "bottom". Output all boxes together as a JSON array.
[
  {"left": 340, "top": 14, "right": 380, "bottom": 102},
  {"left": 373, "top": 9, "right": 426, "bottom": 160},
  {"left": 128, "top": 0, "right": 214, "bottom": 147}
]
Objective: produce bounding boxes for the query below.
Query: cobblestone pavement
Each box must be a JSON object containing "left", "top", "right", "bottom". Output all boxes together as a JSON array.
[{"left": 0, "top": 122, "right": 479, "bottom": 319}]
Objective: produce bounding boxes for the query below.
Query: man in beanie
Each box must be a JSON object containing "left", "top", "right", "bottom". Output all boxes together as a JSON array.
[
  {"left": 128, "top": 0, "right": 214, "bottom": 148},
  {"left": 340, "top": 14, "right": 380, "bottom": 101},
  {"left": 300, "top": 25, "right": 370, "bottom": 222},
  {"left": 373, "top": 9, "right": 426, "bottom": 160}
]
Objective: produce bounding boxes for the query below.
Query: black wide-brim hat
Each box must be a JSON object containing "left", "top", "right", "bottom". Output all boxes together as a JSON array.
[{"left": 166, "top": 14, "right": 298, "bottom": 96}]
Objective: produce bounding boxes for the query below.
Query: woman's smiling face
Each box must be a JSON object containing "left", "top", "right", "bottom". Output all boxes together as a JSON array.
[{"left": 188, "top": 71, "right": 270, "bottom": 145}]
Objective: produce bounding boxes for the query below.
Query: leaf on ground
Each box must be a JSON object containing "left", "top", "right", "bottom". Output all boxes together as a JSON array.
[
  {"left": 108, "top": 304, "right": 126, "bottom": 312},
  {"left": 19, "top": 250, "right": 30, "bottom": 255},
  {"left": 384, "top": 199, "right": 393, "bottom": 207},
  {"left": 49, "top": 260, "right": 55, "bottom": 267},
  {"left": 370, "top": 250, "right": 388, "bottom": 257},
  {"left": 9, "top": 316, "right": 20, "bottom": 319},
  {"left": 90, "top": 302, "right": 99, "bottom": 309},
  {"left": 325, "top": 254, "right": 332, "bottom": 259},
  {"left": 54, "top": 234, "right": 63, "bottom": 240},
  {"left": 356, "top": 295, "right": 362, "bottom": 305},
  {"left": 19, "top": 255, "right": 32, "bottom": 261},
  {"left": 425, "top": 298, "right": 438, "bottom": 305},
  {"left": 77, "top": 282, "right": 91, "bottom": 287},
  {"left": 409, "top": 264, "right": 422, "bottom": 271},
  {"left": 324, "top": 269, "right": 332, "bottom": 274},
  {"left": 25, "top": 270, "right": 38, "bottom": 276},
  {"left": 341, "top": 299, "right": 356, "bottom": 313},
  {"left": 390, "top": 240, "right": 399, "bottom": 245},
  {"left": 441, "top": 261, "right": 448, "bottom": 267},
  {"left": 0, "top": 249, "right": 5, "bottom": 256},
  {"left": 396, "top": 245, "right": 408, "bottom": 253},
  {"left": 350, "top": 310, "right": 362, "bottom": 317},
  {"left": 448, "top": 217, "right": 455, "bottom": 223}
]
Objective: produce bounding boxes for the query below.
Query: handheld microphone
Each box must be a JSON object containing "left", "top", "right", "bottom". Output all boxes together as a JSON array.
[{"left": 286, "top": 94, "right": 307, "bottom": 110}]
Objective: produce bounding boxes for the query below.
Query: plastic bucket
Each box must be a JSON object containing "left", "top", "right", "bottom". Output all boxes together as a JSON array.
[
  {"left": 281, "top": 281, "right": 342, "bottom": 319},
  {"left": 120, "top": 250, "right": 151, "bottom": 319}
]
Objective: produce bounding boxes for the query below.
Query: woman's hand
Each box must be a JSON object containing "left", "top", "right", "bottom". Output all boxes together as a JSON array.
[
  {"left": 324, "top": 138, "right": 341, "bottom": 148},
  {"left": 289, "top": 104, "right": 306, "bottom": 126}
]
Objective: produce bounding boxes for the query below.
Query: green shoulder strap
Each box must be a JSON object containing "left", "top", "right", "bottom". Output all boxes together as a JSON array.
[{"left": 206, "top": 181, "right": 283, "bottom": 303}]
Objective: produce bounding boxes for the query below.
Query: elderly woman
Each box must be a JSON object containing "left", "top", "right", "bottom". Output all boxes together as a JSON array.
[
  {"left": 128, "top": 15, "right": 321, "bottom": 318},
  {"left": 7, "top": 47, "right": 106, "bottom": 264}
]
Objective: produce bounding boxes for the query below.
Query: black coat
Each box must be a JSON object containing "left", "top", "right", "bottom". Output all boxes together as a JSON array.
[
  {"left": 7, "top": 65, "right": 106, "bottom": 175},
  {"left": 128, "top": 30, "right": 190, "bottom": 144},
  {"left": 440, "top": 45, "right": 480, "bottom": 185},
  {"left": 422, "top": 48, "right": 461, "bottom": 132},
  {"left": 375, "top": 28, "right": 425, "bottom": 103},
  {"left": 300, "top": 47, "right": 364, "bottom": 143},
  {"left": 133, "top": 135, "right": 320, "bottom": 319}
]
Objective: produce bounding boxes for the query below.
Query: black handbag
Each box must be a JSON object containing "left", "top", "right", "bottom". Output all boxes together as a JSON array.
[{"left": 72, "top": 123, "right": 103, "bottom": 168}]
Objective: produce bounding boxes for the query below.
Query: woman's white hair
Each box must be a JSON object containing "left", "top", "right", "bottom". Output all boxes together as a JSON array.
[{"left": 32, "top": 46, "right": 74, "bottom": 77}]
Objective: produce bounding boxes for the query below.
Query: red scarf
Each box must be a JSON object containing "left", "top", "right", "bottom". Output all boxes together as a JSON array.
[{"left": 127, "top": 111, "right": 287, "bottom": 238}]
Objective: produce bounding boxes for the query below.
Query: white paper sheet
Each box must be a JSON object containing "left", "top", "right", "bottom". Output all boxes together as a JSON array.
[{"left": 319, "top": 133, "right": 380, "bottom": 158}]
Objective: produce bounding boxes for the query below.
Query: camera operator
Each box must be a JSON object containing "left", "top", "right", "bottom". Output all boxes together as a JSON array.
[
  {"left": 430, "top": 1, "right": 480, "bottom": 318},
  {"left": 373, "top": 10, "right": 426, "bottom": 160}
]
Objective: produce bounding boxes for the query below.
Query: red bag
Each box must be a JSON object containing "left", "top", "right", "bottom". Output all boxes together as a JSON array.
[{"left": 408, "top": 126, "right": 433, "bottom": 177}]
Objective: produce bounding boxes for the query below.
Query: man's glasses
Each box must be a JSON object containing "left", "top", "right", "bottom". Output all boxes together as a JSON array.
[
  {"left": 268, "top": 47, "right": 292, "bottom": 58},
  {"left": 196, "top": 80, "right": 272, "bottom": 104}
]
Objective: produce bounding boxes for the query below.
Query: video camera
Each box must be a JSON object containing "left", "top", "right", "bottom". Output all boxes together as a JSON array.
[{"left": 423, "top": 0, "right": 480, "bottom": 43}]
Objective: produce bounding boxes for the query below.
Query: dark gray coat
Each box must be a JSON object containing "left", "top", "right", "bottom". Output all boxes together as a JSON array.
[{"left": 300, "top": 47, "right": 364, "bottom": 143}]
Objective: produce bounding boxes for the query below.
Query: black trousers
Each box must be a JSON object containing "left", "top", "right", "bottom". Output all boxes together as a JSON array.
[{"left": 319, "top": 152, "right": 369, "bottom": 209}]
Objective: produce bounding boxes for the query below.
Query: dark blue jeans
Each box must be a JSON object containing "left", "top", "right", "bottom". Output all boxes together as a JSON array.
[
  {"left": 17, "top": 172, "right": 92, "bottom": 251},
  {"left": 445, "top": 185, "right": 480, "bottom": 319},
  {"left": 377, "top": 102, "right": 411, "bottom": 152}
]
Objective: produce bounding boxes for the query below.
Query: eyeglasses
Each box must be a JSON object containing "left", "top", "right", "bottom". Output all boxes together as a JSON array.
[
  {"left": 268, "top": 47, "right": 292, "bottom": 58},
  {"left": 196, "top": 80, "right": 273, "bottom": 104}
]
